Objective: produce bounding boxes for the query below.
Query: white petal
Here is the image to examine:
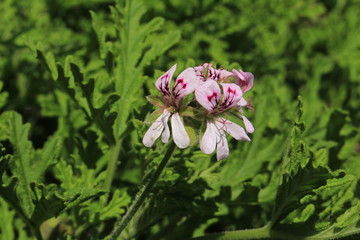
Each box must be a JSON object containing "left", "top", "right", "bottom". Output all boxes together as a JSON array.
[
  {"left": 173, "top": 67, "right": 199, "bottom": 102},
  {"left": 155, "top": 64, "right": 177, "bottom": 97},
  {"left": 238, "top": 97, "right": 248, "bottom": 107},
  {"left": 171, "top": 112, "right": 190, "bottom": 149},
  {"left": 216, "top": 129, "right": 229, "bottom": 161},
  {"left": 242, "top": 116, "right": 255, "bottom": 133},
  {"left": 216, "top": 118, "right": 250, "bottom": 141},
  {"left": 161, "top": 110, "right": 172, "bottom": 143},
  {"left": 143, "top": 110, "right": 170, "bottom": 147},
  {"left": 200, "top": 121, "right": 217, "bottom": 154},
  {"left": 195, "top": 80, "right": 221, "bottom": 111}
]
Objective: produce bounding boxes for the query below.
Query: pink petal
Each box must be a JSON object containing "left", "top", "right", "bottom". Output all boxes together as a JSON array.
[
  {"left": 219, "top": 83, "right": 243, "bottom": 110},
  {"left": 143, "top": 110, "right": 171, "bottom": 147},
  {"left": 216, "top": 118, "right": 250, "bottom": 141},
  {"left": 218, "top": 69, "right": 233, "bottom": 81},
  {"left": 200, "top": 121, "right": 217, "bottom": 154},
  {"left": 194, "top": 63, "right": 217, "bottom": 81},
  {"left": 195, "top": 80, "right": 221, "bottom": 111},
  {"left": 216, "top": 129, "right": 229, "bottom": 161},
  {"left": 238, "top": 97, "right": 248, "bottom": 107},
  {"left": 172, "top": 67, "right": 199, "bottom": 104},
  {"left": 171, "top": 112, "right": 190, "bottom": 149},
  {"left": 155, "top": 64, "right": 177, "bottom": 98},
  {"left": 242, "top": 116, "right": 255, "bottom": 133},
  {"left": 232, "top": 69, "right": 254, "bottom": 93},
  {"left": 194, "top": 63, "right": 213, "bottom": 71},
  {"left": 207, "top": 67, "right": 220, "bottom": 81}
]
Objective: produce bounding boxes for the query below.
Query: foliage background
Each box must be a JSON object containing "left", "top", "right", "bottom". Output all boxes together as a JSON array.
[{"left": 0, "top": 0, "right": 360, "bottom": 239}]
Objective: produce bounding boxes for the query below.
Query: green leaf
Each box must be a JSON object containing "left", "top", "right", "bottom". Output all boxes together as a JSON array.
[
  {"left": 0, "top": 144, "right": 9, "bottom": 178},
  {"left": 0, "top": 81, "right": 8, "bottom": 109},
  {"left": 280, "top": 204, "right": 315, "bottom": 224},
  {"left": 90, "top": 10, "right": 115, "bottom": 60},
  {"left": 35, "top": 48, "right": 58, "bottom": 80},
  {"left": 4, "top": 111, "right": 35, "bottom": 218},
  {"left": 32, "top": 136, "right": 62, "bottom": 181},
  {"left": 146, "top": 95, "right": 165, "bottom": 108},
  {"left": 180, "top": 106, "right": 199, "bottom": 117},
  {"left": 69, "top": 62, "right": 119, "bottom": 144},
  {"left": 0, "top": 198, "right": 29, "bottom": 240},
  {"left": 81, "top": 190, "right": 130, "bottom": 223},
  {"left": 106, "top": 0, "right": 180, "bottom": 139},
  {"left": 270, "top": 100, "right": 360, "bottom": 238}
]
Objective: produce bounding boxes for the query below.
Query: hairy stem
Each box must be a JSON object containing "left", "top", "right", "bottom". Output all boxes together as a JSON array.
[{"left": 108, "top": 141, "right": 176, "bottom": 240}]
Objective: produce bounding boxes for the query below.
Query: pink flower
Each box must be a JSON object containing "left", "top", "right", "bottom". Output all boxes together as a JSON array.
[
  {"left": 195, "top": 80, "right": 251, "bottom": 160},
  {"left": 143, "top": 64, "right": 199, "bottom": 149},
  {"left": 195, "top": 63, "right": 232, "bottom": 82}
]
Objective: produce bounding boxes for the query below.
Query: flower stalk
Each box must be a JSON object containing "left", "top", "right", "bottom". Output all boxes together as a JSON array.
[
  {"left": 108, "top": 141, "right": 177, "bottom": 240},
  {"left": 104, "top": 139, "right": 123, "bottom": 199}
]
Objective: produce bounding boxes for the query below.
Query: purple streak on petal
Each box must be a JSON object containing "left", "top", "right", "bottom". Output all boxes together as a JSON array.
[
  {"left": 155, "top": 64, "right": 177, "bottom": 99},
  {"left": 219, "top": 83, "right": 243, "bottom": 111},
  {"left": 172, "top": 67, "right": 199, "bottom": 105},
  {"left": 195, "top": 80, "right": 221, "bottom": 111}
]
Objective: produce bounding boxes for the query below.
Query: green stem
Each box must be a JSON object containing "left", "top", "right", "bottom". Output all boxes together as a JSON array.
[
  {"left": 108, "top": 141, "right": 177, "bottom": 240},
  {"left": 192, "top": 225, "right": 347, "bottom": 240},
  {"left": 192, "top": 226, "right": 270, "bottom": 240},
  {"left": 104, "top": 140, "right": 122, "bottom": 194},
  {"left": 32, "top": 226, "right": 44, "bottom": 240}
]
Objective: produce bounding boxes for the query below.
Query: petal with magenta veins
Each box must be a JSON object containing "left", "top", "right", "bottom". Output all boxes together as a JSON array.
[
  {"left": 200, "top": 121, "right": 217, "bottom": 154},
  {"left": 143, "top": 110, "right": 171, "bottom": 147},
  {"left": 171, "top": 112, "right": 190, "bottom": 149},
  {"left": 155, "top": 64, "right": 177, "bottom": 98},
  {"left": 195, "top": 80, "right": 221, "bottom": 111},
  {"left": 220, "top": 83, "right": 243, "bottom": 110},
  {"left": 173, "top": 67, "right": 199, "bottom": 103},
  {"left": 216, "top": 118, "right": 250, "bottom": 141}
]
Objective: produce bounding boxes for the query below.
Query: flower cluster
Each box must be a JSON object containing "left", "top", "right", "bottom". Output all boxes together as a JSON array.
[{"left": 143, "top": 63, "right": 254, "bottom": 161}]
